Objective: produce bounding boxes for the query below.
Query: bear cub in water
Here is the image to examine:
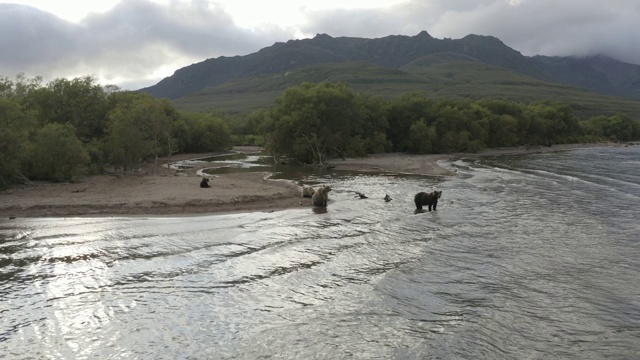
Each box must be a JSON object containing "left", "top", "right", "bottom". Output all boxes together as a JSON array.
[
  {"left": 312, "top": 185, "right": 331, "bottom": 207},
  {"left": 414, "top": 190, "right": 442, "bottom": 211}
]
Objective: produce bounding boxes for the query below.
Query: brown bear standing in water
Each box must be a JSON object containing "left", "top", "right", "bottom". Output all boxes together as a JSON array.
[
  {"left": 312, "top": 185, "right": 331, "bottom": 207},
  {"left": 414, "top": 190, "right": 442, "bottom": 211},
  {"left": 302, "top": 186, "right": 316, "bottom": 198},
  {"left": 200, "top": 178, "right": 211, "bottom": 188}
]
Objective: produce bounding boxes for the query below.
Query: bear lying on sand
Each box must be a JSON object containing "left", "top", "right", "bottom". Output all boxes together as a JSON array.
[
  {"left": 312, "top": 185, "right": 331, "bottom": 207},
  {"left": 200, "top": 178, "right": 211, "bottom": 188},
  {"left": 414, "top": 190, "right": 442, "bottom": 211},
  {"left": 302, "top": 186, "right": 316, "bottom": 198}
]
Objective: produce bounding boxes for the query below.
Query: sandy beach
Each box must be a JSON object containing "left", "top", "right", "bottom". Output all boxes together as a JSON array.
[{"left": 0, "top": 143, "right": 623, "bottom": 218}]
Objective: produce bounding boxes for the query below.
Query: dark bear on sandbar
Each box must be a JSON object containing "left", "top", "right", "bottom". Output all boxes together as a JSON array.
[
  {"left": 414, "top": 190, "right": 442, "bottom": 211},
  {"left": 312, "top": 185, "right": 331, "bottom": 207},
  {"left": 200, "top": 178, "right": 211, "bottom": 188}
]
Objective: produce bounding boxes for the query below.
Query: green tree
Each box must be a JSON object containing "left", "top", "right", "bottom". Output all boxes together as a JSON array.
[
  {"left": 146, "top": 99, "right": 179, "bottom": 173},
  {"left": 266, "top": 82, "right": 386, "bottom": 164},
  {"left": 528, "top": 102, "right": 581, "bottom": 144},
  {"left": 102, "top": 96, "right": 179, "bottom": 172},
  {"left": 103, "top": 100, "right": 151, "bottom": 171},
  {"left": 408, "top": 120, "right": 437, "bottom": 154},
  {"left": 0, "top": 128, "right": 25, "bottom": 188},
  {"left": 26, "top": 123, "right": 89, "bottom": 181},
  {"left": 351, "top": 94, "right": 390, "bottom": 155},
  {"left": 26, "top": 76, "right": 110, "bottom": 141},
  {"left": 485, "top": 114, "right": 519, "bottom": 147},
  {"left": 179, "top": 111, "right": 232, "bottom": 153},
  {"left": 231, "top": 109, "right": 268, "bottom": 146},
  {"left": 0, "top": 97, "right": 36, "bottom": 188},
  {"left": 582, "top": 114, "right": 640, "bottom": 142},
  {"left": 0, "top": 73, "right": 43, "bottom": 101},
  {"left": 385, "top": 92, "right": 434, "bottom": 152}
]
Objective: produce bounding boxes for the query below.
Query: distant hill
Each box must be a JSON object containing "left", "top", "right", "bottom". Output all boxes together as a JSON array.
[{"left": 139, "top": 31, "right": 640, "bottom": 117}]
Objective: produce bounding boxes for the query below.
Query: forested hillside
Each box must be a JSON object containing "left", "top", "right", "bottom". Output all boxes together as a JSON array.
[
  {"left": 171, "top": 59, "right": 640, "bottom": 119},
  {"left": 2, "top": 75, "right": 639, "bottom": 189}
]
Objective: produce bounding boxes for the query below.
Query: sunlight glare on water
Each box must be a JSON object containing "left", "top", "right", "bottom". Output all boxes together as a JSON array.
[{"left": 1, "top": 146, "right": 639, "bottom": 359}]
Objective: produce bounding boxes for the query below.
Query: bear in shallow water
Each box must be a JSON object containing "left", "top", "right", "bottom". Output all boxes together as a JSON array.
[
  {"left": 414, "top": 190, "right": 442, "bottom": 211},
  {"left": 302, "top": 186, "right": 316, "bottom": 198},
  {"left": 312, "top": 185, "right": 331, "bottom": 207}
]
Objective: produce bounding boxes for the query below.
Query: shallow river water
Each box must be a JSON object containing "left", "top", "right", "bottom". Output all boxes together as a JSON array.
[{"left": 1, "top": 146, "right": 639, "bottom": 359}]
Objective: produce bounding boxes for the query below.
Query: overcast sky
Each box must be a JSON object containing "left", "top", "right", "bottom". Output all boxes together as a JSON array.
[{"left": 1, "top": 0, "right": 639, "bottom": 90}]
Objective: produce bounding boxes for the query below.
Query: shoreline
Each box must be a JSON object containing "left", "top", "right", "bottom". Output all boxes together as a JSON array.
[
  {"left": 0, "top": 142, "right": 629, "bottom": 218},
  {"left": 324, "top": 142, "right": 626, "bottom": 176}
]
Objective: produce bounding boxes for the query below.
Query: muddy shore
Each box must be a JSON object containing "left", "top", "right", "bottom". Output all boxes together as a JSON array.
[{"left": 0, "top": 143, "right": 623, "bottom": 218}]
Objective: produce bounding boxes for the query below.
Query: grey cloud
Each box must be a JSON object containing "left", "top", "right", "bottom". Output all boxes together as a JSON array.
[
  {"left": 299, "top": 8, "right": 414, "bottom": 39},
  {"left": 0, "top": 4, "right": 77, "bottom": 75},
  {"left": 3, "top": 0, "right": 639, "bottom": 89},
  {"left": 301, "top": 0, "right": 640, "bottom": 66},
  {"left": 298, "top": 0, "right": 495, "bottom": 39},
  {"left": 427, "top": 0, "right": 640, "bottom": 64},
  {"left": 0, "top": 0, "right": 294, "bottom": 87}
]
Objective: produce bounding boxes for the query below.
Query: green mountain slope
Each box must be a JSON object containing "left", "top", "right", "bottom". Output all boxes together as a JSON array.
[
  {"left": 140, "top": 32, "right": 640, "bottom": 102},
  {"left": 173, "top": 57, "right": 640, "bottom": 119}
]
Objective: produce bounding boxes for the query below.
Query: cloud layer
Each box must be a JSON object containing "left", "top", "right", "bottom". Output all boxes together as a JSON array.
[
  {"left": 0, "top": 1, "right": 293, "bottom": 88},
  {"left": 2, "top": 0, "right": 639, "bottom": 89},
  {"left": 303, "top": 0, "right": 640, "bottom": 64}
]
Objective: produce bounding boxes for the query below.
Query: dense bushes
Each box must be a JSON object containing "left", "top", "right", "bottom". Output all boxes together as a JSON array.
[
  {"left": 177, "top": 112, "right": 232, "bottom": 153},
  {"left": 263, "top": 82, "right": 389, "bottom": 163},
  {"left": 2, "top": 75, "right": 639, "bottom": 188},
  {"left": 261, "top": 84, "right": 640, "bottom": 163},
  {"left": 27, "top": 123, "right": 89, "bottom": 181},
  {"left": 0, "top": 74, "right": 232, "bottom": 188}
]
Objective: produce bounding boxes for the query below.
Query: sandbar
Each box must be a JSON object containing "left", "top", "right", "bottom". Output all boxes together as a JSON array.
[{"left": 0, "top": 143, "right": 624, "bottom": 218}]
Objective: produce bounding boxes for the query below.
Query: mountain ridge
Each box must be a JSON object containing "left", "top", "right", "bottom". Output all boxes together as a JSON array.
[{"left": 139, "top": 31, "right": 640, "bottom": 104}]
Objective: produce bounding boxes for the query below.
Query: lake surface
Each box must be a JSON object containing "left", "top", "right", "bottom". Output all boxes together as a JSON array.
[{"left": 1, "top": 146, "right": 639, "bottom": 359}]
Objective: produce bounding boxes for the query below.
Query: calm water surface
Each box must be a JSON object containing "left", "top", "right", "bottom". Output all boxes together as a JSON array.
[{"left": 1, "top": 146, "right": 639, "bottom": 359}]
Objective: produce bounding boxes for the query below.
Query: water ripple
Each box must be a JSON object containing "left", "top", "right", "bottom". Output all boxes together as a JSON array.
[{"left": 1, "top": 146, "right": 639, "bottom": 359}]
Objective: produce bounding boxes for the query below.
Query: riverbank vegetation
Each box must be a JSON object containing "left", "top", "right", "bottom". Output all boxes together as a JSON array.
[
  {"left": 0, "top": 74, "right": 232, "bottom": 188},
  {"left": 1, "top": 74, "right": 639, "bottom": 188},
  {"left": 261, "top": 82, "right": 640, "bottom": 164}
]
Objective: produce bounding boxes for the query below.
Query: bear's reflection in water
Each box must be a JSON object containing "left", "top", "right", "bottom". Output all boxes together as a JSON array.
[
  {"left": 414, "top": 208, "right": 440, "bottom": 215},
  {"left": 312, "top": 207, "right": 328, "bottom": 214}
]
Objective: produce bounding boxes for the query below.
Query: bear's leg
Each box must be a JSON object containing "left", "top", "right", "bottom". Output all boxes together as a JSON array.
[{"left": 428, "top": 205, "right": 432, "bottom": 211}]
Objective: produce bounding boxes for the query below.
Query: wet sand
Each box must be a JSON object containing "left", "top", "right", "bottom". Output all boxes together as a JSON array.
[{"left": 0, "top": 143, "right": 622, "bottom": 218}]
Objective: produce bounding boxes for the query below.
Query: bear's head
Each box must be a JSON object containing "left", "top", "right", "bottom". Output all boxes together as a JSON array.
[{"left": 432, "top": 190, "right": 442, "bottom": 199}]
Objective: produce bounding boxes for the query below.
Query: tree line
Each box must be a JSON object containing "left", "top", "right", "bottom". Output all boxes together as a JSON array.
[
  {"left": 2, "top": 75, "right": 639, "bottom": 188},
  {"left": 258, "top": 82, "right": 640, "bottom": 164},
  {"left": 0, "top": 74, "right": 232, "bottom": 188}
]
